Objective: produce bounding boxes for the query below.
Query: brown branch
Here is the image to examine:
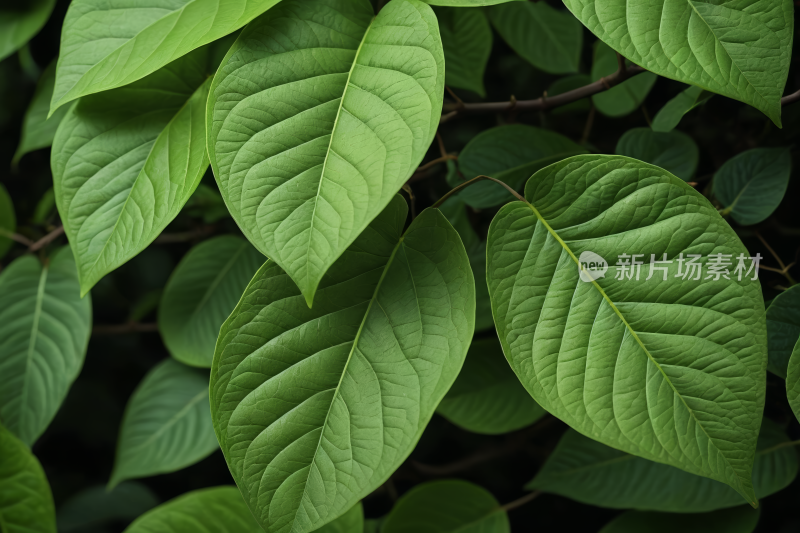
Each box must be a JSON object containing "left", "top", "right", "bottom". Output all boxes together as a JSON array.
[
  {"left": 432, "top": 175, "right": 526, "bottom": 208},
  {"left": 29, "top": 226, "right": 65, "bottom": 252},
  {"left": 154, "top": 225, "right": 214, "bottom": 244},
  {"left": 0, "top": 228, "right": 34, "bottom": 247},
  {"left": 500, "top": 490, "right": 542, "bottom": 512},
  {"left": 416, "top": 154, "right": 457, "bottom": 173},
  {"left": 93, "top": 322, "right": 159, "bottom": 335},
  {"left": 782, "top": 89, "right": 800, "bottom": 106}
]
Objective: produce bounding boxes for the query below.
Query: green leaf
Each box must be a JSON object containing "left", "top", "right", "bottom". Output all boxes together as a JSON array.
[
  {"left": 562, "top": 0, "right": 793, "bottom": 126},
  {"left": 766, "top": 284, "right": 800, "bottom": 378},
  {"left": 591, "top": 41, "right": 656, "bottom": 117},
  {"left": 364, "top": 518, "right": 384, "bottom": 533},
  {"left": 713, "top": 148, "right": 791, "bottom": 226},
  {"left": 382, "top": 480, "right": 508, "bottom": 533},
  {"left": 651, "top": 85, "right": 714, "bottom": 133},
  {"left": 13, "top": 61, "right": 69, "bottom": 166},
  {"left": 0, "top": 247, "right": 91, "bottom": 446},
  {"left": 210, "top": 196, "right": 475, "bottom": 533},
  {"left": 0, "top": 424, "right": 56, "bottom": 533},
  {"left": 207, "top": 0, "right": 445, "bottom": 307},
  {"left": 49, "top": 0, "right": 282, "bottom": 114},
  {"left": 53, "top": 47, "right": 214, "bottom": 296},
  {"left": 109, "top": 359, "right": 218, "bottom": 488},
  {"left": 548, "top": 74, "right": 592, "bottom": 115},
  {"left": 316, "top": 503, "right": 364, "bottom": 533},
  {"left": 32, "top": 188, "right": 56, "bottom": 226},
  {"left": 123, "top": 486, "right": 262, "bottom": 533},
  {"left": 486, "top": 155, "right": 767, "bottom": 505},
  {"left": 0, "top": 0, "right": 55, "bottom": 62},
  {"left": 435, "top": 6, "right": 492, "bottom": 97},
  {"left": 528, "top": 419, "right": 797, "bottom": 513},
  {"left": 615, "top": 128, "right": 699, "bottom": 182},
  {"left": 0, "top": 183, "right": 16, "bottom": 259},
  {"left": 453, "top": 125, "right": 587, "bottom": 209},
  {"left": 487, "top": 1, "right": 582, "bottom": 74},
  {"left": 57, "top": 482, "right": 159, "bottom": 533},
  {"left": 437, "top": 336, "right": 546, "bottom": 434},
  {"left": 159, "top": 236, "right": 264, "bottom": 368},
  {"left": 184, "top": 184, "right": 231, "bottom": 224},
  {"left": 599, "top": 507, "right": 760, "bottom": 533}
]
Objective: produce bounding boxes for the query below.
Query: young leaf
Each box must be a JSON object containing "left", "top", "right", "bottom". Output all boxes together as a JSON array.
[
  {"left": 0, "top": 183, "right": 16, "bottom": 259},
  {"left": 207, "top": 0, "right": 445, "bottom": 307},
  {"left": 0, "top": 0, "right": 55, "bottom": 62},
  {"left": 599, "top": 507, "right": 760, "bottom": 533},
  {"left": 437, "top": 336, "right": 546, "bottom": 435},
  {"left": 651, "top": 85, "right": 714, "bottom": 133},
  {"left": 109, "top": 359, "right": 218, "bottom": 488},
  {"left": 13, "top": 61, "right": 69, "bottom": 166},
  {"left": 548, "top": 74, "right": 592, "bottom": 115},
  {"left": 49, "top": 0, "right": 282, "bottom": 114},
  {"left": 487, "top": 1, "right": 582, "bottom": 74},
  {"left": 487, "top": 155, "right": 767, "bottom": 505},
  {"left": 591, "top": 41, "right": 656, "bottom": 117},
  {"left": 52, "top": 47, "right": 215, "bottom": 296},
  {"left": 316, "top": 503, "right": 364, "bottom": 533},
  {"left": 528, "top": 420, "right": 797, "bottom": 513},
  {"left": 0, "top": 248, "right": 91, "bottom": 446},
  {"left": 0, "top": 424, "right": 57, "bottom": 533},
  {"left": 381, "top": 480, "right": 509, "bottom": 533},
  {"left": 766, "top": 284, "right": 800, "bottom": 378},
  {"left": 57, "top": 483, "right": 159, "bottom": 533},
  {"left": 562, "top": 0, "right": 793, "bottom": 126},
  {"left": 453, "top": 125, "right": 586, "bottom": 209},
  {"left": 123, "top": 486, "right": 262, "bottom": 533},
  {"left": 615, "top": 128, "right": 699, "bottom": 182},
  {"left": 435, "top": 6, "right": 492, "bottom": 97},
  {"left": 159, "top": 236, "right": 264, "bottom": 368},
  {"left": 713, "top": 148, "right": 792, "bottom": 226},
  {"left": 210, "top": 196, "right": 475, "bottom": 533}
]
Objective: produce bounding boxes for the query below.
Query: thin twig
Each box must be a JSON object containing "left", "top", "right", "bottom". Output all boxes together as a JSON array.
[
  {"left": 154, "top": 226, "right": 214, "bottom": 244},
  {"left": 581, "top": 105, "right": 596, "bottom": 144},
  {"left": 500, "top": 491, "right": 542, "bottom": 512},
  {"left": 435, "top": 131, "right": 448, "bottom": 158},
  {"left": 755, "top": 231, "right": 796, "bottom": 285},
  {"left": 432, "top": 175, "right": 526, "bottom": 209},
  {"left": 401, "top": 183, "right": 416, "bottom": 220},
  {"left": 29, "top": 226, "right": 65, "bottom": 252},
  {"left": 782, "top": 88, "right": 800, "bottom": 106},
  {"left": 0, "top": 228, "right": 34, "bottom": 247},
  {"left": 416, "top": 154, "right": 457, "bottom": 173},
  {"left": 92, "top": 322, "right": 159, "bottom": 335}
]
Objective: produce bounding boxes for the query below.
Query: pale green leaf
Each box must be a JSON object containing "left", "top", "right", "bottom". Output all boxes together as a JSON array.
[
  {"left": 591, "top": 41, "right": 656, "bottom": 117},
  {"left": 766, "top": 284, "right": 800, "bottom": 378},
  {"left": 548, "top": 74, "right": 592, "bottom": 115},
  {"left": 159, "top": 236, "right": 264, "bottom": 368},
  {"left": 487, "top": 1, "right": 582, "bottom": 74},
  {"left": 315, "top": 503, "right": 364, "bottom": 533},
  {"left": 528, "top": 419, "right": 797, "bottom": 512},
  {"left": 207, "top": 0, "right": 445, "bottom": 307},
  {"left": 437, "top": 336, "right": 546, "bottom": 434},
  {"left": 210, "top": 196, "right": 475, "bottom": 533},
  {"left": 123, "top": 486, "right": 262, "bottom": 533},
  {"left": 0, "top": 183, "right": 16, "bottom": 259},
  {"left": 599, "top": 507, "right": 760, "bottom": 533},
  {"left": 0, "top": 248, "right": 91, "bottom": 446},
  {"left": 435, "top": 6, "right": 492, "bottom": 97},
  {"left": 53, "top": 47, "right": 214, "bottom": 296},
  {"left": 0, "top": 424, "right": 56, "bottom": 533},
  {"left": 109, "top": 359, "right": 219, "bottom": 488},
  {"left": 50, "top": 0, "right": 281, "bottom": 114},
  {"left": 487, "top": 155, "right": 767, "bottom": 504},
  {"left": 615, "top": 128, "right": 699, "bottom": 182},
  {"left": 713, "top": 148, "right": 791, "bottom": 226},
  {"left": 651, "top": 85, "right": 714, "bottom": 133},
  {"left": 381, "top": 480, "right": 508, "bottom": 533},
  {"left": 0, "top": 0, "right": 55, "bottom": 62},
  {"left": 57, "top": 483, "right": 159, "bottom": 533},
  {"left": 563, "top": 0, "right": 793, "bottom": 126}
]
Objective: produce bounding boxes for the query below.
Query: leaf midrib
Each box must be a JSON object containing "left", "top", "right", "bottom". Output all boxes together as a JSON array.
[{"left": 19, "top": 263, "right": 48, "bottom": 442}]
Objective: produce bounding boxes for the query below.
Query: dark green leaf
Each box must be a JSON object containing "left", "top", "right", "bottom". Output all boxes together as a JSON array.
[
  {"left": 32, "top": 188, "right": 56, "bottom": 226},
  {"left": 316, "top": 503, "right": 364, "bottom": 533},
  {"left": 787, "top": 338, "right": 800, "bottom": 426},
  {"left": 435, "top": 7, "right": 491, "bottom": 97},
  {"left": 0, "top": 0, "right": 55, "bottom": 62},
  {"left": 13, "top": 61, "right": 69, "bottom": 166},
  {"left": 591, "top": 42, "right": 656, "bottom": 117},
  {"left": 651, "top": 85, "right": 713, "bottom": 133},
  {"left": 548, "top": 74, "right": 592, "bottom": 115},
  {"left": 57, "top": 482, "right": 159, "bottom": 533},
  {"left": 766, "top": 284, "right": 800, "bottom": 378},
  {"left": 0, "top": 183, "right": 16, "bottom": 259},
  {"left": 615, "top": 128, "right": 699, "bottom": 182},
  {"left": 184, "top": 184, "right": 230, "bottom": 224},
  {"left": 599, "top": 507, "right": 760, "bottom": 533}
]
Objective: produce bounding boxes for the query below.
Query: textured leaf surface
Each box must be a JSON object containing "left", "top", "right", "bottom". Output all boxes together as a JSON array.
[
  {"left": 159, "top": 236, "right": 264, "bottom": 368},
  {"left": 435, "top": 6, "right": 492, "bottom": 96},
  {"left": 123, "top": 486, "right": 262, "bottom": 533},
  {"left": 13, "top": 61, "right": 69, "bottom": 166},
  {"left": 487, "top": 155, "right": 767, "bottom": 504},
  {"left": 57, "top": 482, "right": 159, "bottom": 533},
  {"left": 210, "top": 196, "right": 474, "bottom": 533},
  {"left": 786, "top": 339, "right": 800, "bottom": 424},
  {"left": 50, "top": 0, "right": 281, "bottom": 113},
  {"left": 110, "top": 359, "right": 218, "bottom": 488},
  {"left": 316, "top": 503, "right": 364, "bottom": 533},
  {"left": 591, "top": 42, "right": 656, "bottom": 117},
  {"left": 767, "top": 284, "right": 800, "bottom": 378},
  {"left": 0, "top": 183, "right": 15, "bottom": 259},
  {"left": 0, "top": 248, "right": 91, "bottom": 446},
  {"left": 528, "top": 420, "right": 797, "bottom": 512},
  {"left": 488, "top": 1, "right": 582, "bottom": 74},
  {"left": 615, "top": 128, "right": 699, "bottom": 182},
  {"left": 599, "top": 507, "right": 760, "bottom": 533},
  {"left": 207, "top": 0, "right": 445, "bottom": 306},
  {"left": 563, "top": 0, "right": 793, "bottom": 126},
  {"left": 0, "top": 0, "right": 55, "bottom": 62},
  {"left": 651, "top": 85, "right": 714, "bottom": 133},
  {"left": 53, "top": 47, "right": 214, "bottom": 295},
  {"left": 437, "top": 337, "right": 546, "bottom": 434},
  {"left": 382, "top": 480, "right": 508, "bottom": 533},
  {"left": 0, "top": 424, "right": 56, "bottom": 533},
  {"left": 714, "top": 148, "right": 791, "bottom": 226}
]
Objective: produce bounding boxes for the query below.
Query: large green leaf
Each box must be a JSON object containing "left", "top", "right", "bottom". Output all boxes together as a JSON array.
[
  {"left": 0, "top": 0, "right": 55, "bottom": 62},
  {"left": 452, "top": 125, "right": 586, "bottom": 209},
  {"left": 615, "top": 128, "right": 699, "bottom": 182},
  {"left": 207, "top": 0, "right": 445, "bottom": 307},
  {"left": 486, "top": 155, "right": 767, "bottom": 504},
  {"left": 210, "top": 196, "right": 474, "bottom": 533},
  {"left": 599, "top": 507, "right": 760, "bottom": 533},
  {"left": 713, "top": 148, "right": 791, "bottom": 226},
  {"left": 0, "top": 424, "right": 56, "bottom": 533},
  {"left": 562, "top": 0, "right": 793, "bottom": 126},
  {"left": 52, "top": 47, "right": 215, "bottom": 296},
  {"left": 159, "top": 236, "right": 264, "bottom": 368},
  {"left": 487, "top": 1, "right": 582, "bottom": 74},
  {"left": 0, "top": 247, "right": 91, "bottom": 446},
  {"left": 49, "top": 0, "right": 281, "bottom": 114},
  {"left": 381, "top": 480, "right": 508, "bottom": 533},
  {"left": 57, "top": 483, "right": 159, "bottom": 533},
  {"left": 109, "top": 359, "right": 218, "bottom": 488},
  {"left": 768, "top": 285, "right": 800, "bottom": 378},
  {"left": 786, "top": 338, "right": 800, "bottom": 424},
  {"left": 651, "top": 85, "right": 714, "bottom": 133},
  {"left": 316, "top": 503, "right": 364, "bottom": 533},
  {"left": 528, "top": 419, "right": 797, "bottom": 513},
  {"left": 437, "top": 336, "right": 546, "bottom": 434},
  {"left": 0, "top": 183, "right": 15, "bottom": 259},
  {"left": 123, "top": 487, "right": 262, "bottom": 533},
  {"left": 435, "top": 6, "right": 492, "bottom": 97},
  {"left": 591, "top": 41, "right": 657, "bottom": 117}
]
